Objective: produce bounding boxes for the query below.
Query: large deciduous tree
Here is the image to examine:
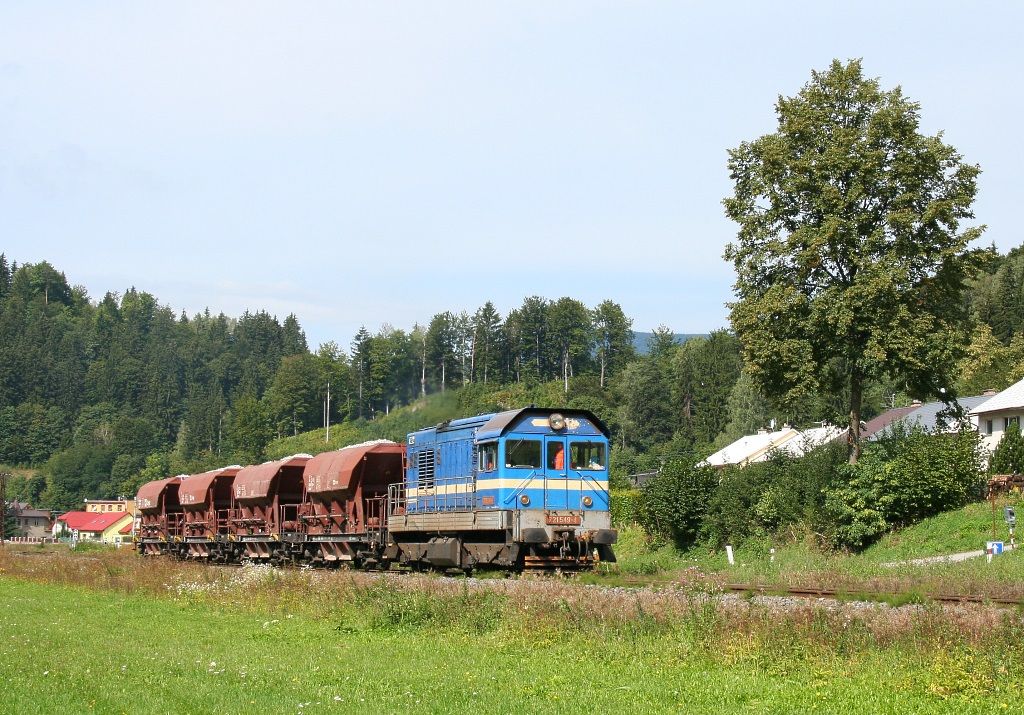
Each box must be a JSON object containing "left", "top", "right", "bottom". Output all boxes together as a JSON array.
[{"left": 723, "top": 59, "right": 986, "bottom": 462}]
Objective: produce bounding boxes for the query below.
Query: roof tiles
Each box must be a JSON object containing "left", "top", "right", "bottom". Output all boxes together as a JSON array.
[{"left": 57, "top": 511, "right": 131, "bottom": 533}]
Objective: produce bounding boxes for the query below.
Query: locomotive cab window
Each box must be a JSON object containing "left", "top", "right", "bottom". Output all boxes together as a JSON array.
[
  {"left": 479, "top": 442, "right": 498, "bottom": 472},
  {"left": 505, "top": 439, "right": 541, "bottom": 468},
  {"left": 570, "top": 442, "right": 606, "bottom": 470}
]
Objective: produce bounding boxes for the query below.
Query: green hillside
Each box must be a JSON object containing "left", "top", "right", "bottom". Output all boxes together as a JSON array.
[
  {"left": 265, "top": 390, "right": 469, "bottom": 458},
  {"left": 264, "top": 380, "right": 589, "bottom": 459}
]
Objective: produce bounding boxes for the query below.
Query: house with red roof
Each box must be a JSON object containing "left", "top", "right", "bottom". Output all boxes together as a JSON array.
[{"left": 53, "top": 510, "right": 134, "bottom": 546}]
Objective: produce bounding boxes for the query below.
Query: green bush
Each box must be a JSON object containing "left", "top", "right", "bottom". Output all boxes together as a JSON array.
[
  {"left": 639, "top": 458, "right": 717, "bottom": 547},
  {"left": 701, "top": 463, "right": 769, "bottom": 545},
  {"left": 990, "top": 421, "right": 1024, "bottom": 474},
  {"left": 609, "top": 489, "right": 643, "bottom": 526},
  {"left": 702, "top": 443, "right": 846, "bottom": 546},
  {"left": 824, "top": 426, "right": 985, "bottom": 549}
]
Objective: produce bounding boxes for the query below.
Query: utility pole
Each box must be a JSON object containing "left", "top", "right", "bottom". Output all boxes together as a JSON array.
[
  {"left": 0, "top": 471, "right": 7, "bottom": 545},
  {"left": 325, "top": 381, "right": 331, "bottom": 443}
]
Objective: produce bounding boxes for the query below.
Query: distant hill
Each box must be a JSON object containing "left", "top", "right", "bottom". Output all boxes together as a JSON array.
[{"left": 632, "top": 332, "right": 706, "bottom": 355}]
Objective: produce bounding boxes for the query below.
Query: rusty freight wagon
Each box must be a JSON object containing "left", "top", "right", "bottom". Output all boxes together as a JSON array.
[
  {"left": 179, "top": 465, "right": 240, "bottom": 561},
  {"left": 299, "top": 440, "right": 405, "bottom": 566},
  {"left": 229, "top": 454, "right": 310, "bottom": 562},
  {"left": 136, "top": 476, "right": 184, "bottom": 556},
  {"left": 134, "top": 407, "right": 617, "bottom": 572}
]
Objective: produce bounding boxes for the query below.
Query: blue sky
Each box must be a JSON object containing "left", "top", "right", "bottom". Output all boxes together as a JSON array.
[{"left": 2, "top": 2, "right": 1020, "bottom": 349}]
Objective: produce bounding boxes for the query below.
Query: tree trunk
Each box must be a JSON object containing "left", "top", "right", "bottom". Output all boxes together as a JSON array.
[
  {"left": 848, "top": 367, "right": 863, "bottom": 464},
  {"left": 600, "top": 351, "right": 606, "bottom": 389},
  {"left": 563, "top": 348, "right": 569, "bottom": 395},
  {"left": 357, "top": 371, "right": 363, "bottom": 419},
  {"left": 419, "top": 335, "right": 428, "bottom": 397}
]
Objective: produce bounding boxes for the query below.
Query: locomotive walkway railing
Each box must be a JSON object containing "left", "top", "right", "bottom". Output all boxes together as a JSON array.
[{"left": 388, "top": 475, "right": 477, "bottom": 518}]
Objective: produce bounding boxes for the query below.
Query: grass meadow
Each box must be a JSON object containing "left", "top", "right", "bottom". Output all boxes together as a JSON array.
[{"left": 3, "top": 545, "right": 1024, "bottom": 714}]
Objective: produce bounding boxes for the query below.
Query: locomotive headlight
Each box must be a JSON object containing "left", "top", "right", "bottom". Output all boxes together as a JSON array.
[
  {"left": 549, "top": 413, "right": 566, "bottom": 431},
  {"left": 582, "top": 496, "right": 593, "bottom": 508},
  {"left": 520, "top": 494, "right": 531, "bottom": 506}
]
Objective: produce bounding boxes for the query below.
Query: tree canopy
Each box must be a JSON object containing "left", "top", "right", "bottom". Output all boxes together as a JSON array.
[{"left": 723, "top": 59, "right": 987, "bottom": 461}]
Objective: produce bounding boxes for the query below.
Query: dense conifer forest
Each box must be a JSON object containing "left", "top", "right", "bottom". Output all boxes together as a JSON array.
[{"left": 0, "top": 245, "right": 1021, "bottom": 511}]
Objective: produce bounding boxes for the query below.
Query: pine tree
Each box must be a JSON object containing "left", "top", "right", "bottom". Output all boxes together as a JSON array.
[
  {"left": 472, "top": 302, "right": 502, "bottom": 385},
  {"left": 350, "top": 326, "right": 371, "bottom": 418},
  {"left": 592, "top": 300, "right": 634, "bottom": 388},
  {"left": 547, "top": 297, "right": 593, "bottom": 394},
  {"left": 0, "top": 253, "right": 11, "bottom": 302},
  {"left": 991, "top": 422, "right": 1024, "bottom": 474}
]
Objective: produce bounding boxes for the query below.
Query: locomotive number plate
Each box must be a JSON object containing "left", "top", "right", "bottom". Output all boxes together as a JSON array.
[{"left": 546, "top": 514, "right": 582, "bottom": 526}]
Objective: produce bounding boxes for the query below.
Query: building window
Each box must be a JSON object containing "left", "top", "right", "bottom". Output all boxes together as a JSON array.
[
  {"left": 987, "top": 420, "right": 994, "bottom": 435},
  {"left": 1006, "top": 417, "right": 1020, "bottom": 430}
]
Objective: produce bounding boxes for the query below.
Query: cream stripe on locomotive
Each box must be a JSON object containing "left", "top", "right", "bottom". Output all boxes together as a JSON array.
[
  {"left": 408, "top": 484, "right": 476, "bottom": 497},
  {"left": 476, "top": 477, "right": 608, "bottom": 490},
  {"left": 408, "top": 477, "right": 609, "bottom": 497}
]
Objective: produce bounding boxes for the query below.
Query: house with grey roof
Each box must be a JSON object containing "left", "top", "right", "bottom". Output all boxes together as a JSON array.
[
  {"left": 5, "top": 501, "right": 52, "bottom": 539},
  {"left": 970, "top": 378, "right": 1024, "bottom": 453},
  {"left": 867, "top": 395, "right": 987, "bottom": 441},
  {"left": 902, "top": 396, "right": 987, "bottom": 433}
]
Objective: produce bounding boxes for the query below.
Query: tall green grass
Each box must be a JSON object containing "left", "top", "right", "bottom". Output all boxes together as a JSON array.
[{"left": 3, "top": 569, "right": 1024, "bottom": 714}]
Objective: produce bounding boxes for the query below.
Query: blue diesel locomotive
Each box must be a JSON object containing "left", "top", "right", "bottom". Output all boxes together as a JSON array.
[{"left": 385, "top": 406, "right": 617, "bottom": 571}]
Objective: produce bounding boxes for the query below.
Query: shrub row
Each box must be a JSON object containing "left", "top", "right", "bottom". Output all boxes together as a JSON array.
[
  {"left": 609, "top": 489, "right": 643, "bottom": 526},
  {"left": 636, "top": 426, "right": 985, "bottom": 551}
]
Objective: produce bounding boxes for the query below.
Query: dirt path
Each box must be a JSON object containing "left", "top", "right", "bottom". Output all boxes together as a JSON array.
[{"left": 882, "top": 543, "right": 1016, "bottom": 567}]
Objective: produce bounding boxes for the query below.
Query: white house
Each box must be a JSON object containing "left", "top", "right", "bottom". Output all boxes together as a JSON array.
[
  {"left": 703, "top": 426, "right": 801, "bottom": 468},
  {"left": 778, "top": 425, "right": 848, "bottom": 457},
  {"left": 970, "top": 378, "right": 1024, "bottom": 452},
  {"left": 703, "top": 424, "right": 850, "bottom": 469}
]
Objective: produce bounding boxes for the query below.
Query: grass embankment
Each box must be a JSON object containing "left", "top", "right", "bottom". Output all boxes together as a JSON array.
[
  {"left": 264, "top": 381, "right": 594, "bottom": 460},
  {"left": 604, "top": 496, "right": 1024, "bottom": 600},
  {"left": 2, "top": 547, "right": 1024, "bottom": 713}
]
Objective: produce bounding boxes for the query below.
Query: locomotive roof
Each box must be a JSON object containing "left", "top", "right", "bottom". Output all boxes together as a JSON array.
[
  {"left": 136, "top": 476, "right": 182, "bottom": 513},
  {"left": 233, "top": 454, "right": 311, "bottom": 502},
  {"left": 178, "top": 465, "right": 241, "bottom": 508},
  {"left": 304, "top": 441, "right": 404, "bottom": 496},
  {"left": 475, "top": 407, "right": 610, "bottom": 440}
]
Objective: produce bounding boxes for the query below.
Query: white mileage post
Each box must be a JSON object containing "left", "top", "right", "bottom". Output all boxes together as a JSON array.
[{"left": 1006, "top": 506, "right": 1016, "bottom": 548}]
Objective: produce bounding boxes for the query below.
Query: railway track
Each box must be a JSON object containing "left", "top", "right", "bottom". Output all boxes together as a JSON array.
[{"left": 724, "top": 582, "right": 1024, "bottom": 606}]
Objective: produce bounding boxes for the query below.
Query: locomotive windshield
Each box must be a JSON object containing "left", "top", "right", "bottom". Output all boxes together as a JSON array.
[
  {"left": 505, "top": 439, "right": 541, "bottom": 468},
  {"left": 570, "top": 442, "right": 606, "bottom": 470}
]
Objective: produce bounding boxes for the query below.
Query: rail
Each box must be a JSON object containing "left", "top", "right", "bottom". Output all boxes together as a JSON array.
[{"left": 724, "top": 582, "right": 1024, "bottom": 606}]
